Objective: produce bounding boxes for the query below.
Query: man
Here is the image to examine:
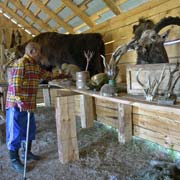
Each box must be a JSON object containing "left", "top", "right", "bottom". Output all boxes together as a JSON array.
[{"left": 6, "top": 42, "right": 70, "bottom": 173}]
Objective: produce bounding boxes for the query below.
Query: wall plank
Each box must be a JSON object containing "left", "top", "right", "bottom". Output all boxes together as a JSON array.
[{"left": 88, "top": 0, "right": 180, "bottom": 82}]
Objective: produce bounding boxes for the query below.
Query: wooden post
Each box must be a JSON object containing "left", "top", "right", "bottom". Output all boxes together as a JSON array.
[
  {"left": 55, "top": 96, "right": 79, "bottom": 163},
  {"left": 79, "top": 95, "right": 95, "bottom": 128},
  {"left": 117, "top": 103, "right": 132, "bottom": 144},
  {"left": 0, "top": 117, "right": 5, "bottom": 145},
  {"left": 43, "top": 87, "right": 51, "bottom": 106},
  {"left": 55, "top": 89, "right": 78, "bottom": 97}
]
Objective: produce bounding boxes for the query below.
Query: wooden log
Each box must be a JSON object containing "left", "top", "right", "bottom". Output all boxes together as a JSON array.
[
  {"left": 134, "top": 125, "right": 180, "bottom": 151},
  {"left": 50, "top": 88, "right": 78, "bottom": 106},
  {"left": 117, "top": 104, "right": 132, "bottom": 143},
  {"left": 95, "top": 99, "right": 118, "bottom": 109},
  {"left": 133, "top": 106, "right": 180, "bottom": 122},
  {"left": 55, "top": 96, "right": 79, "bottom": 163},
  {"left": 96, "top": 116, "right": 118, "bottom": 128},
  {"left": 0, "top": 87, "right": 6, "bottom": 112},
  {"left": 133, "top": 114, "right": 180, "bottom": 138},
  {"left": 0, "top": 119, "right": 5, "bottom": 145},
  {"left": 43, "top": 88, "right": 51, "bottom": 106},
  {"left": 36, "top": 88, "right": 44, "bottom": 104},
  {"left": 96, "top": 106, "right": 118, "bottom": 118},
  {"left": 79, "top": 95, "right": 95, "bottom": 128}
]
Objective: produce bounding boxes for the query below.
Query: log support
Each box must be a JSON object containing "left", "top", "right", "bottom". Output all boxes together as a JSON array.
[
  {"left": 117, "top": 103, "right": 132, "bottom": 144},
  {"left": 79, "top": 95, "right": 95, "bottom": 128},
  {"left": 55, "top": 96, "right": 79, "bottom": 163},
  {"left": 43, "top": 87, "right": 51, "bottom": 106},
  {"left": 55, "top": 88, "right": 133, "bottom": 163}
]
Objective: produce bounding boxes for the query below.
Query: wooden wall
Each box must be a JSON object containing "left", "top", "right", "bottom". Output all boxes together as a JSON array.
[
  {"left": 95, "top": 98, "right": 180, "bottom": 152},
  {"left": 0, "top": 13, "right": 32, "bottom": 49},
  {"left": 82, "top": 0, "right": 180, "bottom": 151},
  {"left": 87, "top": 0, "right": 180, "bottom": 83}
]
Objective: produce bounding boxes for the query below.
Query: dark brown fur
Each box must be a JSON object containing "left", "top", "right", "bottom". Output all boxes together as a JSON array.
[{"left": 15, "top": 32, "right": 105, "bottom": 76}]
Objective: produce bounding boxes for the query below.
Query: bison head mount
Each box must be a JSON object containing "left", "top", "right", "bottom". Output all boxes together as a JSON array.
[
  {"left": 112, "top": 16, "right": 180, "bottom": 65},
  {"left": 132, "top": 16, "right": 180, "bottom": 64}
]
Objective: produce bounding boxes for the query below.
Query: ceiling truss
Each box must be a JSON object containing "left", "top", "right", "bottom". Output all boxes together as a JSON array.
[{"left": 0, "top": 0, "right": 151, "bottom": 36}]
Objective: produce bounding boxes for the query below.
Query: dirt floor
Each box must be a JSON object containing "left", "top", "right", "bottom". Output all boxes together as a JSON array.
[{"left": 0, "top": 106, "right": 180, "bottom": 180}]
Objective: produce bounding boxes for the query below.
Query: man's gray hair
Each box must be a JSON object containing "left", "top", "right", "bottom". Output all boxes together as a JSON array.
[{"left": 25, "top": 42, "right": 41, "bottom": 54}]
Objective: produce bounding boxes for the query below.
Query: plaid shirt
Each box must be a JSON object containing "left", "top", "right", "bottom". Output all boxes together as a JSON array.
[{"left": 6, "top": 54, "right": 58, "bottom": 111}]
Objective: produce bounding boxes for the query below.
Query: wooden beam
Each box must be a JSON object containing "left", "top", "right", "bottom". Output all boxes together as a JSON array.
[
  {"left": 31, "top": 0, "right": 75, "bottom": 33},
  {"left": 0, "top": 2, "right": 39, "bottom": 35},
  {"left": 4, "top": 0, "right": 8, "bottom": 6},
  {"left": 55, "top": 4, "right": 66, "bottom": 13},
  {"left": 86, "top": 0, "right": 171, "bottom": 33},
  {"left": 25, "top": 0, "right": 32, "bottom": 9},
  {"left": 102, "top": 0, "right": 121, "bottom": 15},
  {"left": 78, "top": 0, "right": 92, "bottom": 8},
  {"left": 79, "top": 95, "right": 95, "bottom": 128},
  {"left": 117, "top": 103, "right": 132, "bottom": 144},
  {"left": 116, "top": 0, "right": 129, "bottom": 4},
  {"left": 43, "top": 88, "right": 51, "bottom": 106},
  {"left": 55, "top": 96, "right": 79, "bottom": 163},
  {"left": 61, "top": 0, "right": 95, "bottom": 28},
  {"left": 43, "top": 0, "right": 49, "bottom": 5},
  {"left": 0, "top": 118, "right": 6, "bottom": 145},
  {"left": 12, "top": 0, "right": 52, "bottom": 32}
]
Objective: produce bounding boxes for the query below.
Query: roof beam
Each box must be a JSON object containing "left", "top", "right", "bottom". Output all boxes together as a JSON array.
[
  {"left": 31, "top": 0, "right": 75, "bottom": 33},
  {"left": 12, "top": 0, "right": 52, "bottom": 32},
  {"left": 102, "top": 0, "right": 121, "bottom": 15},
  {"left": 0, "top": 2, "right": 39, "bottom": 35},
  {"left": 61, "top": 0, "right": 95, "bottom": 28},
  {"left": 26, "top": 0, "right": 32, "bottom": 9},
  {"left": 4, "top": 0, "right": 8, "bottom": 6}
]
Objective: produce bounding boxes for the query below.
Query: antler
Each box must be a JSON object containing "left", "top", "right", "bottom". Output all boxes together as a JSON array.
[
  {"left": 100, "top": 55, "right": 117, "bottom": 80},
  {"left": 136, "top": 68, "right": 149, "bottom": 97},
  {"left": 109, "top": 39, "right": 135, "bottom": 65},
  {"left": 84, "top": 50, "right": 94, "bottom": 71},
  {"left": 136, "top": 65, "right": 166, "bottom": 101},
  {"left": 151, "top": 65, "right": 166, "bottom": 97},
  {"left": 165, "top": 63, "right": 180, "bottom": 98}
]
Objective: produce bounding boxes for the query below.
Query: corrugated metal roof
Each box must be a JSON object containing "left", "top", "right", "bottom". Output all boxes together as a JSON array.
[
  {"left": 0, "top": 0, "right": 150, "bottom": 36},
  {"left": 120, "top": 0, "right": 149, "bottom": 12}
]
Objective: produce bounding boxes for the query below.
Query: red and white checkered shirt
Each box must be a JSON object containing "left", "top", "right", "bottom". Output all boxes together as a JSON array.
[{"left": 6, "top": 54, "right": 58, "bottom": 111}]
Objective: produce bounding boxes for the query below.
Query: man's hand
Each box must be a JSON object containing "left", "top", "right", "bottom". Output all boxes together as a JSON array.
[
  {"left": 58, "top": 73, "right": 72, "bottom": 79},
  {"left": 17, "top": 101, "right": 27, "bottom": 112}
]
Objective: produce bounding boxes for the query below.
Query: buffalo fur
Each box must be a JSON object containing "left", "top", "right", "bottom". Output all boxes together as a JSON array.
[
  {"left": 133, "top": 18, "right": 155, "bottom": 40},
  {"left": 15, "top": 32, "right": 105, "bottom": 76}
]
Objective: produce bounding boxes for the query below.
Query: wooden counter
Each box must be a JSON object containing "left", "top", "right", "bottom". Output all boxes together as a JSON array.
[{"left": 49, "top": 80, "right": 180, "bottom": 163}]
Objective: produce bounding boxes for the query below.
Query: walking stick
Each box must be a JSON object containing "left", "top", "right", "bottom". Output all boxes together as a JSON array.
[{"left": 23, "top": 111, "right": 30, "bottom": 180}]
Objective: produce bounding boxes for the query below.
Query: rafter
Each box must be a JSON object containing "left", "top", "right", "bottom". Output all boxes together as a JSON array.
[
  {"left": 0, "top": 2, "right": 39, "bottom": 35},
  {"left": 4, "top": 0, "right": 8, "bottom": 6},
  {"left": 55, "top": 4, "right": 66, "bottom": 13},
  {"left": 102, "top": 0, "right": 121, "bottom": 15},
  {"left": 34, "top": 9, "right": 41, "bottom": 16},
  {"left": 61, "top": 0, "right": 95, "bottom": 28},
  {"left": 12, "top": 0, "right": 52, "bottom": 32},
  {"left": 43, "top": 0, "right": 49, "bottom": 5},
  {"left": 31, "top": 0, "right": 74, "bottom": 33},
  {"left": 26, "top": 0, "right": 32, "bottom": 9}
]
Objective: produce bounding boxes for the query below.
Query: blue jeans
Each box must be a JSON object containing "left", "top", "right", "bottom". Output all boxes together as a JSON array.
[{"left": 6, "top": 107, "right": 36, "bottom": 151}]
